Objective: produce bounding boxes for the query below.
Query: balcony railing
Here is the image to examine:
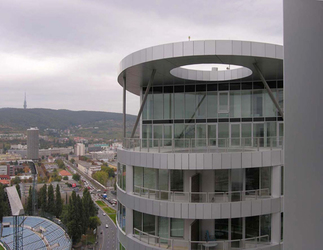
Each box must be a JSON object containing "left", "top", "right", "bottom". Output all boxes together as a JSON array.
[
  {"left": 133, "top": 228, "right": 270, "bottom": 250},
  {"left": 123, "top": 137, "right": 283, "bottom": 153},
  {"left": 133, "top": 186, "right": 270, "bottom": 203}
]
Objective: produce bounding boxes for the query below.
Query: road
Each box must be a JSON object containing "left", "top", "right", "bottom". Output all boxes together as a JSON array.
[
  {"left": 63, "top": 159, "right": 117, "bottom": 201},
  {"left": 95, "top": 199, "right": 117, "bottom": 250}
]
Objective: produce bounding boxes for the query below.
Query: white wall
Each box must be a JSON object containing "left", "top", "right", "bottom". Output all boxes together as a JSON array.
[{"left": 284, "top": 1, "right": 323, "bottom": 249}]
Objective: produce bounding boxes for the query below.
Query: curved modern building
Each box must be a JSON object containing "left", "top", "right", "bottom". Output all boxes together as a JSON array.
[{"left": 117, "top": 40, "right": 284, "bottom": 250}]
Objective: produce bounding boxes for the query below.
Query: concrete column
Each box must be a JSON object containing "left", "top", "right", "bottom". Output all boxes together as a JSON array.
[
  {"left": 125, "top": 207, "right": 133, "bottom": 235},
  {"left": 271, "top": 213, "right": 281, "bottom": 244},
  {"left": 271, "top": 166, "right": 281, "bottom": 198},
  {"left": 123, "top": 76, "right": 127, "bottom": 139},
  {"left": 126, "top": 165, "right": 133, "bottom": 194},
  {"left": 284, "top": 1, "right": 323, "bottom": 249}
]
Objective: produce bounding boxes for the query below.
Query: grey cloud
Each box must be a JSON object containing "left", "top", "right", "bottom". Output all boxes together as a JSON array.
[{"left": 0, "top": 0, "right": 283, "bottom": 115}]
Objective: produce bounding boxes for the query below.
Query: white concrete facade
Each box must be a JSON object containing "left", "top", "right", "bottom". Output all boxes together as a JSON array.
[
  {"left": 284, "top": 1, "right": 323, "bottom": 249},
  {"left": 117, "top": 40, "right": 284, "bottom": 250}
]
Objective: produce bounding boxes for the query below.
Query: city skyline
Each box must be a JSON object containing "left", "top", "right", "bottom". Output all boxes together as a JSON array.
[{"left": 0, "top": 0, "right": 283, "bottom": 115}]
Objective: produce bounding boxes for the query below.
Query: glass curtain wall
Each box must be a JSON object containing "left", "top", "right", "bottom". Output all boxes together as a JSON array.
[
  {"left": 134, "top": 211, "right": 184, "bottom": 239},
  {"left": 118, "top": 163, "right": 126, "bottom": 191},
  {"left": 142, "top": 82, "right": 283, "bottom": 147}
]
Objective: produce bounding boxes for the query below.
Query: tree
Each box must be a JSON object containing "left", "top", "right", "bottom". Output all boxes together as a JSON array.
[
  {"left": 12, "top": 176, "right": 21, "bottom": 185},
  {"left": 39, "top": 184, "right": 47, "bottom": 213},
  {"left": 55, "top": 184, "right": 63, "bottom": 218},
  {"left": 26, "top": 186, "right": 33, "bottom": 215},
  {"left": 63, "top": 176, "right": 68, "bottom": 180},
  {"left": 47, "top": 184, "right": 55, "bottom": 215},
  {"left": 70, "top": 159, "right": 75, "bottom": 164},
  {"left": 72, "top": 173, "right": 80, "bottom": 181},
  {"left": 89, "top": 216, "right": 101, "bottom": 230},
  {"left": 101, "top": 165, "right": 115, "bottom": 178},
  {"left": 92, "top": 171, "right": 109, "bottom": 186},
  {"left": 15, "top": 184, "right": 21, "bottom": 198},
  {"left": 0, "top": 184, "right": 10, "bottom": 220}
]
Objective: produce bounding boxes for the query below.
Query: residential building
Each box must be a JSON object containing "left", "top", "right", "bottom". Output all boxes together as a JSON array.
[
  {"left": 27, "top": 127, "right": 39, "bottom": 160},
  {"left": 284, "top": 1, "right": 323, "bottom": 249},
  {"left": 116, "top": 40, "right": 284, "bottom": 250},
  {"left": 59, "top": 170, "right": 73, "bottom": 180},
  {"left": 0, "top": 175, "right": 10, "bottom": 185},
  {"left": 74, "top": 143, "right": 86, "bottom": 156}
]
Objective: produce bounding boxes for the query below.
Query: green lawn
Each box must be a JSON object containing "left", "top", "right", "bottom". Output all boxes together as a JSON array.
[
  {"left": 0, "top": 245, "right": 5, "bottom": 250},
  {"left": 96, "top": 200, "right": 116, "bottom": 224}
]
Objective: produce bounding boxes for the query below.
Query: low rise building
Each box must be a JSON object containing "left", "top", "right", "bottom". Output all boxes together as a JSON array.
[
  {"left": 59, "top": 170, "right": 72, "bottom": 180},
  {"left": 77, "top": 160, "right": 101, "bottom": 177}
]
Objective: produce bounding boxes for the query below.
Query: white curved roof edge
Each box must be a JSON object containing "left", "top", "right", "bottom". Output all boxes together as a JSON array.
[{"left": 118, "top": 40, "right": 283, "bottom": 75}]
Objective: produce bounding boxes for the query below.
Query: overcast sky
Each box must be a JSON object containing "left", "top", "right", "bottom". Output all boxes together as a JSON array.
[{"left": 0, "top": 0, "right": 283, "bottom": 115}]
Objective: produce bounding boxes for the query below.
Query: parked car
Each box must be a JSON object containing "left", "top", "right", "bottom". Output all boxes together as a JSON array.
[{"left": 105, "top": 224, "right": 109, "bottom": 228}]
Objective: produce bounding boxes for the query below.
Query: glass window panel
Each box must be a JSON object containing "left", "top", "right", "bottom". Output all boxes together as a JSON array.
[
  {"left": 185, "top": 125, "right": 195, "bottom": 138},
  {"left": 196, "top": 92, "right": 207, "bottom": 119},
  {"left": 260, "top": 167, "right": 271, "bottom": 195},
  {"left": 253, "top": 90, "right": 263, "bottom": 117},
  {"left": 153, "top": 92, "right": 163, "bottom": 120},
  {"left": 207, "top": 92, "right": 217, "bottom": 118},
  {"left": 246, "top": 216, "right": 260, "bottom": 238},
  {"left": 133, "top": 210, "right": 142, "bottom": 231},
  {"left": 218, "top": 92, "right": 229, "bottom": 113},
  {"left": 214, "top": 219, "right": 228, "bottom": 240},
  {"left": 231, "top": 218, "right": 243, "bottom": 240},
  {"left": 242, "top": 123, "right": 252, "bottom": 146},
  {"left": 218, "top": 123, "right": 229, "bottom": 138},
  {"left": 281, "top": 166, "right": 284, "bottom": 196},
  {"left": 174, "top": 124, "right": 185, "bottom": 147},
  {"left": 174, "top": 93, "right": 184, "bottom": 119},
  {"left": 231, "top": 169, "right": 242, "bottom": 192},
  {"left": 164, "top": 93, "right": 173, "bottom": 119},
  {"left": 164, "top": 125, "right": 172, "bottom": 147},
  {"left": 153, "top": 125, "right": 163, "bottom": 147},
  {"left": 159, "top": 217, "right": 169, "bottom": 240},
  {"left": 170, "top": 219, "right": 184, "bottom": 237},
  {"left": 122, "top": 165, "right": 126, "bottom": 190},
  {"left": 218, "top": 123, "right": 229, "bottom": 147},
  {"left": 134, "top": 166, "right": 143, "bottom": 190},
  {"left": 171, "top": 170, "right": 183, "bottom": 192},
  {"left": 185, "top": 92, "right": 196, "bottom": 119},
  {"left": 281, "top": 213, "right": 284, "bottom": 240},
  {"left": 278, "top": 89, "right": 284, "bottom": 113},
  {"left": 264, "top": 91, "right": 276, "bottom": 117},
  {"left": 246, "top": 168, "right": 259, "bottom": 191},
  {"left": 144, "top": 168, "right": 157, "bottom": 189},
  {"left": 142, "top": 125, "right": 152, "bottom": 148},
  {"left": 254, "top": 123, "right": 265, "bottom": 147},
  {"left": 196, "top": 124, "right": 206, "bottom": 147},
  {"left": 241, "top": 90, "right": 252, "bottom": 118},
  {"left": 208, "top": 124, "right": 217, "bottom": 146},
  {"left": 266, "top": 122, "right": 276, "bottom": 147},
  {"left": 214, "top": 170, "right": 229, "bottom": 192},
  {"left": 261, "top": 214, "right": 271, "bottom": 240},
  {"left": 158, "top": 170, "right": 169, "bottom": 191},
  {"left": 230, "top": 124, "right": 240, "bottom": 146},
  {"left": 230, "top": 91, "right": 241, "bottom": 118},
  {"left": 143, "top": 214, "right": 156, "bottom": 235}
]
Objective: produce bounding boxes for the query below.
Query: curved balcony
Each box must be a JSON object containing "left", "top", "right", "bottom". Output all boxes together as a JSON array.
[
  {"left": 133, "top": 186, "right": 270, "bottom": 203},
  {"left": 123, "top": 137, "right": 283, "bottom": 154},
  {"left": 133, "top": 228, "right": 272, "bottom": 250}
]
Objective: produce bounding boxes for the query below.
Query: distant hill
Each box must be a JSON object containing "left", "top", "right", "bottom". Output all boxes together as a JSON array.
[{"left": 0, "top": 108, "right": 136, "bottom": 135}]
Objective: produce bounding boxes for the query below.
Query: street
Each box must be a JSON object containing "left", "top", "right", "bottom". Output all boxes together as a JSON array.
[{"left": 95, "top": 201, "right": 117, "bottom": 250}]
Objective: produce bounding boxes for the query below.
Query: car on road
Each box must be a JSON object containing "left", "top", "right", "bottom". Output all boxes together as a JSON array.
[
  {"left": 105, "top": 224, "right": 109, "bottom": 228},
  {"left": 103, "top": 213, "right": 106, "bottom": 216}
]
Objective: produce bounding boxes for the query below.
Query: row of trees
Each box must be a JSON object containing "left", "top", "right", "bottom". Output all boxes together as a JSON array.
[
  {"left": 25, "top": 183, "right": 63, "bottom": 217},
  {"left": 61, "top": 189, "right": 100, "bottom": 242}
]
